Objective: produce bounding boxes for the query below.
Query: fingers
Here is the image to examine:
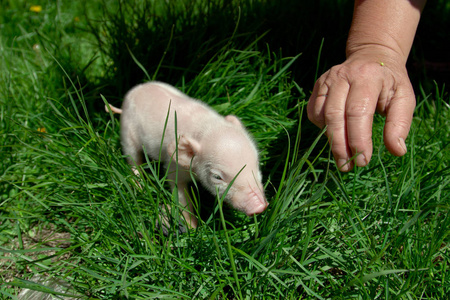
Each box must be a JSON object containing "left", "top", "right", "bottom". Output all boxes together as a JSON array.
[
  {"left": 344, "top": 80, "right": 380, "bottom": 167},
  {"left": 307, "top": 48, "right": 417, "bottom": 172},
  {"left": 308, "top": 70, "right": 353, "bottom": 171},
  {"left": 307, "top": 73, "right": 329, "bottom": 128},
  {"left": 321, "top": 77, "right": 355, "bottom": 172},
  {"left": 383, "top": 85, "right": 415, "bottom": 156},
  {"left": 308, "top": 64, "right": 382, "bottom": 171},
  {"left": 308, "top": 68, "right": 415, "bottom": 171}
]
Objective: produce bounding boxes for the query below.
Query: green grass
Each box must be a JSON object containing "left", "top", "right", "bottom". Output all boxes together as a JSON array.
[{"left": 1, "top": 0, "right": 449, "bottom": 299}]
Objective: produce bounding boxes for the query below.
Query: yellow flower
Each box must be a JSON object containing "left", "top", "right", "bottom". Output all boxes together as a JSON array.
[
  {"left": 30, "top": 5, "right": 42, "bottom": 13},
  {"left": 37, "top": 127, "right": 46, "bottom": 133},
  {"left": 74, "top": 16, "right": 80, "bottom": 22}
]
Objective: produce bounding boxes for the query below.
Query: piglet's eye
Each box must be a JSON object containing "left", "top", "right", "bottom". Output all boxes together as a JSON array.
[{"left": 212, "top": 174, "right": 223, "bottom": 181}]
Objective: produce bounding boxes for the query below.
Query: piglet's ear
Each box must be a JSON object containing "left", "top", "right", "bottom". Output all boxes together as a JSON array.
[
  {"left": 225, "top": 115, "right": 243, "bottom": 128},
  {"left": 168, "top": 135, "right": 201, "bottom": 169}
]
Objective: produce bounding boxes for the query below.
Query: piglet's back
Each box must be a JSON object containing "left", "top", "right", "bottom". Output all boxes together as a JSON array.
[{"left": 123, "top": 82, "right": 223, "bottom": 137}]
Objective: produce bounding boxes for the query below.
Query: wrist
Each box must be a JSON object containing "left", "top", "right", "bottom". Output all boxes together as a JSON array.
[
  {"left": 346, "top": 42, "right": 408, "bottom": 67},
  {"left": 346, "top": 0, "right": 424, "bottom": 66}
]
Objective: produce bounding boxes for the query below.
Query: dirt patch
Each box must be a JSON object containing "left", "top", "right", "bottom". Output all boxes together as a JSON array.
[{"left": 0, "top": 223, "right": 72, "bottom": 291}]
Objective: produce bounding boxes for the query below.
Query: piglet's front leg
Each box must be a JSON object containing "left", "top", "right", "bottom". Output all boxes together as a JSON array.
[
  {"left": 163, "top": 136, "right": 200, "bottom": 230},
  {"left": 167, "top": 172, "right": 198, "bottom": 229}
]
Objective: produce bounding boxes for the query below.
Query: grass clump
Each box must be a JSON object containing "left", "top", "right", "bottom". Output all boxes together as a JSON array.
[{"left": 1, "top": 0, "right": 449, "bottom": 299}]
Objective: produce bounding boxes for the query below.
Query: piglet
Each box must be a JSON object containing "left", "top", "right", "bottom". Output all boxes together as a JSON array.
[{"left": 106, "top": 81, "right": 268, "bottom": 229}]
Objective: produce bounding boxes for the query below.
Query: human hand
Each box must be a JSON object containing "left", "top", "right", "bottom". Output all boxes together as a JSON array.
[{"left": 307, "top": 46, "right": 416, "bottom": 171}]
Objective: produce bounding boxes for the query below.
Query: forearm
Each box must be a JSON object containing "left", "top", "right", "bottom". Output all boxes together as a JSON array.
[{"left": 346, "top": 0, "right": 426, "bottom": 64}]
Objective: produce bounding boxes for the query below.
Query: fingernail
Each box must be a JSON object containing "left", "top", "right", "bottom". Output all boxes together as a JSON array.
[
  {"left": 398, "top": 138, "right": 407, "bottom": 155},
  {"left": 338, "top": 159, "right": 350, "bottom": 171},
  {"left": 356, "top": 153, "right": 367, "bottom": 167}
]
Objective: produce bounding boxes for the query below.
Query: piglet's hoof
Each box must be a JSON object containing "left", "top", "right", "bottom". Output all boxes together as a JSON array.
[{"left": 156, "top": 220, "right": 187, "bottom": 236}]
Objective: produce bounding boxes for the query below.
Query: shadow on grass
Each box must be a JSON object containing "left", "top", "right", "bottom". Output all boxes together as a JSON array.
[
  {"left": 42, "top": 0, "right": 449, "bottom": 137},
  {"left": 77, "top": 0, "right": 353, "bottom": 107}
]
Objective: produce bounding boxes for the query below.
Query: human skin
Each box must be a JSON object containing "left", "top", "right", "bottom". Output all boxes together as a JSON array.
[{"left": 307, "top": 0, "right": 427, "bottom": 171}]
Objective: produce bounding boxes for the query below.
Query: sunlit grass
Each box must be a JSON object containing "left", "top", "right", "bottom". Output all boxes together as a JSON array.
[{"left": 1, "top": 0, "right": 449, "bottom": 299}]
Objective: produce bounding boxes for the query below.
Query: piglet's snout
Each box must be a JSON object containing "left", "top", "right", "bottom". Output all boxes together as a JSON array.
[{"left": 244, "top": 189, "right": 268, "bottom": 216}]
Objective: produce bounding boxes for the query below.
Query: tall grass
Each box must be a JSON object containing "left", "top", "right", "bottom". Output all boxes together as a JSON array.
[{"left": 1, "top": 0, "right": 449, "bottom": 299}]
